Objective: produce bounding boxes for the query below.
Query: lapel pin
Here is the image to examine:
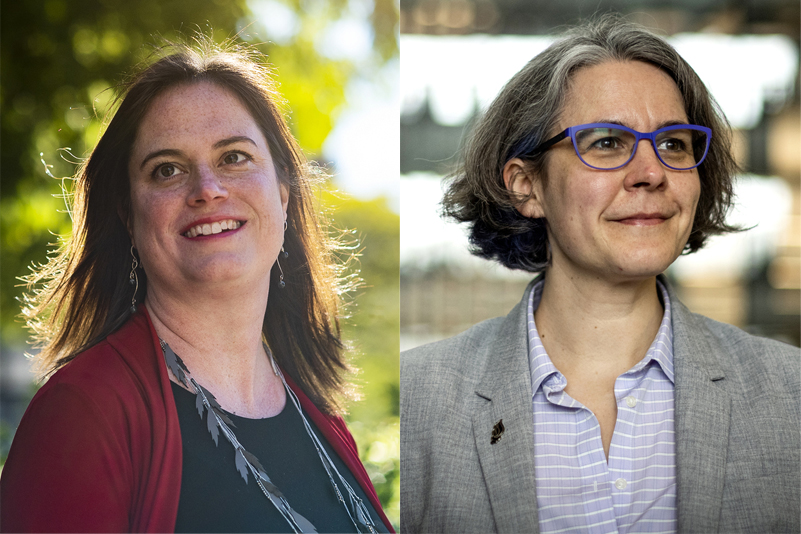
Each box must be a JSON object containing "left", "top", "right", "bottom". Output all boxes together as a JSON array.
[{"left": 490, "top": 419, "right": 505, "bottom": 444}]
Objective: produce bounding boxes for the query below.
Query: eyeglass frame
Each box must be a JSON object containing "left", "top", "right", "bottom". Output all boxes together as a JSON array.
[{"left": 523, "top": 122, "right": 712, "bottom": 171}]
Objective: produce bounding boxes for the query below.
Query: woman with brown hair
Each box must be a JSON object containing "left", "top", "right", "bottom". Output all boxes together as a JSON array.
[{"left": 1, "top": 38, "right": 391, "bottom": 533}]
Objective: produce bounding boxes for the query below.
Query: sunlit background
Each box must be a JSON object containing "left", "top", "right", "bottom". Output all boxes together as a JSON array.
[
  {"left": 0, "top": 0, "right": 399, "bottom": 526},
  {"left": 399, "top": 1, "right": 800, "bottom": 356}
]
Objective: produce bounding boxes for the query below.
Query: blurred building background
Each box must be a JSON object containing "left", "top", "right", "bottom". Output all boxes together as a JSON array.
[
  {"left": 400, "top": 0, "right": 800, "bottom": 351},
  {"left": 0, "top": 0, "right": 399, "bottom": 525}
]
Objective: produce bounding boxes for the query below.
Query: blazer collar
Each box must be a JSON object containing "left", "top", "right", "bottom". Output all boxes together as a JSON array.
[
  {"left": 472, "top": 277, "right": 541, "bottom": 533},
  {"left": 664, "top": 276, "right": 730, "bottom": 532}
]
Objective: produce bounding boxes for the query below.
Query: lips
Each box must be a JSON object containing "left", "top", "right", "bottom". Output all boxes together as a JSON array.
[
  {"left": 181, "top": 218, "right": 245, "bottom": 238},
  {"left": 614, "top": 212, "right": 670, "bottom": 226}
]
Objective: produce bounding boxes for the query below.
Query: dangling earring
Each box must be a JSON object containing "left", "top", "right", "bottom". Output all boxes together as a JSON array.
[
  {"left": 277, "top": 220, "right": 288, "bottom": 288},
  {"left": 282, "top": 220, "right": 289, "bottom": 258},
  {"left": 276, "top": 258, "right": 286, "bottom": 289},
  {"left": 128, "top": 246, "right": 139, "bottom": 313}
]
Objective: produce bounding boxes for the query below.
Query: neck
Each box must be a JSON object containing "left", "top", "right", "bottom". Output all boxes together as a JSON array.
[
  {"left": 535, "top": 265, "right": 663, "bottom": 373},
  {"left": 144, "top": 278, "right": 285, "bottom": 418}
]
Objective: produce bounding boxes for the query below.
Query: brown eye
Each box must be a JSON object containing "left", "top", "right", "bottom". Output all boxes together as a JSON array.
[
  {"left": 593, "top": 137, "right": 622, "bottom": 150},
  {"left": 158, "top": 164, "right": 179, "bottom": 178},
  {"left": 223, "top": 152, "right": 246, "bottom": 165},
  {"left": 659, "top": 139, "right": 684, "bottom": 152}
]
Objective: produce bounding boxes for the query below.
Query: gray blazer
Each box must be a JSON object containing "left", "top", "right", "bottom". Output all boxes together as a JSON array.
[{"left": 400, "top": 277, "right": 800, "bottom": 533}]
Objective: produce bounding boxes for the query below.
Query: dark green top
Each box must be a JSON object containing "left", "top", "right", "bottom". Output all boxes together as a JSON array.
[{"left": 171, "top": 382, "right": 388, "bottom": 533}]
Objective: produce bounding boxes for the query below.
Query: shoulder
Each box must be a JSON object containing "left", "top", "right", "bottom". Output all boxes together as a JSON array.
[
  {"left": 0, "top": 339, "right": 139, "bottom": 533},
  {"left": 401, "top": 316, "right": 507, "bottom": 402},
  {"left": 699, "top": 313, "right": 799, "bottom": 360},
  {"left": 46, "top": 338, "right": 137, "bottom": 397},
  {"left": 8, "top": 310, "right": 162, "bottom": 460},
  {"left": 672, "top": 295, "right": 800, "bottom": 399},
  {"left": 401, "top": 316, "right": 505, "bottom": 377},
  {"left": 695, "top": 312, "right": 799, "bottom": 389},
  {"left": 39, "top": 309, "right": 163, "bottom": 413},
  {"left": 400, "top": 319, "right": 500, "bottom": 432},
  {"left": 0, "top": 308, "right": 179, "bottom": 533},
  {"left": 5, "top": 305, "right": 165, "bottom": 467},
  {"left": 401, "top": 279, "right": 534, "bottom": 404}
]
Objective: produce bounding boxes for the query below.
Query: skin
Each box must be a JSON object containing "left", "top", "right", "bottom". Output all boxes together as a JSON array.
[
  {"left": 503, "top": 60, "right": 701, "bottom": 459},
  {"left": 127, "top": 81, "right": 289, "bottom": 418}
]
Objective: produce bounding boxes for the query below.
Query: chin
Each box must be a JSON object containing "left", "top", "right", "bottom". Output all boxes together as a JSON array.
[
  {"left": 609, "top": 247, "right": 680, "bottom": 280},
  {"left": 186, "top": 254, "right": 261, "bottom": 284}
]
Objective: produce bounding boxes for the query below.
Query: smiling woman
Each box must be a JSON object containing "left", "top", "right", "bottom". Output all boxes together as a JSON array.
[
  {"left": 0, "top": 37, "right": 392, "bottom": 534},
  {"left": 400, "top": 16, "right": 800, "bottom": 534},
  {"left": 504, "top": 61, "right": 703, "bottom": 283},
  {"left": 128, "top": 82, "right": 289, "bottom": 298}
]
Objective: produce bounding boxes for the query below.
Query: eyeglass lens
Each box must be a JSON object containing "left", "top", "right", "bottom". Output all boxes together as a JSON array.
[{"left": 573, "top": 127, "right": 709, "bottom": 170}]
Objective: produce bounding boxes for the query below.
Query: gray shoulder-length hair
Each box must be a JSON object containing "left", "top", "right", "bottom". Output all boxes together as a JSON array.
[{"left": 442, "top": 15, "right": 739, "bottom": 272}]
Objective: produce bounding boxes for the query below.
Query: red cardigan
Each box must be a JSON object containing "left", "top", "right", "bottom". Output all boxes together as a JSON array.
[{"left": 0, "top": 307, "right": 393, "bottom": 533}]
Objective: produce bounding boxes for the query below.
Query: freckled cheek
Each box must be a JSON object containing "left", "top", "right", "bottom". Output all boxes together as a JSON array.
[
  {"left": 130, "top": 190, "right": 179, "bottom": 246},
  {"left": 241, "top": 179, "right": 286, "bottom": 218}
]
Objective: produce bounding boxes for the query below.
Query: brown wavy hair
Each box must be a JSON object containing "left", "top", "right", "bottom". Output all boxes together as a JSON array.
[
  {"left": 23, "top": 36, "right": 354, "bottom": 415},
  {"left": 442, "top": 15, "right": 740, "bottom": 272}
]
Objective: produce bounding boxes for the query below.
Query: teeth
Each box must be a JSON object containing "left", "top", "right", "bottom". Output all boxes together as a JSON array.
[{"left": 184, "top": 219, "right": 241, "bottom": 237}]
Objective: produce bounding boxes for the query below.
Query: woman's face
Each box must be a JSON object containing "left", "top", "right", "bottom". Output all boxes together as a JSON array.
[
  {"left": 517, "top": 60, "right": 701, "bottom": 283},
  {"left": 127, "top": 81, "right": 288, "bottom": 297}
]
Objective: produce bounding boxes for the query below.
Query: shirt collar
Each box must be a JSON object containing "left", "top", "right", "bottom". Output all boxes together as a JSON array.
[{"left": 527, "top": 277, "right": 675, "bottom": 395}]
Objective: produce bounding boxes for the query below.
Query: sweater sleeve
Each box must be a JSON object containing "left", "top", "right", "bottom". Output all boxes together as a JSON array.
[{"left": 1, "top": 381, "right": 134, "bottom": 533}]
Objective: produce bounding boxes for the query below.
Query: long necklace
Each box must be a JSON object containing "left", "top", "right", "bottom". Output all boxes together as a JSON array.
[{"left": 160, "top": 340, "right": 377, "bottom": 534}]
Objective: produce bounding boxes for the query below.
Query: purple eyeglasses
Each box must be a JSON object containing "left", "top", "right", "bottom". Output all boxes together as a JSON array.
[{"left": 524, "top": 122, "right": 712, "bottom": 171}]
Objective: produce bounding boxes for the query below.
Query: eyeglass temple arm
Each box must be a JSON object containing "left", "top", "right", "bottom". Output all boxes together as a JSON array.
[{"left": 525, "top": 130, "right": 569, "bottom": 158}]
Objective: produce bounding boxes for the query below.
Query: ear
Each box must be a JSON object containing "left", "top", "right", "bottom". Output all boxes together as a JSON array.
[
  {"left": 502, "top": 158, "right": 546, "bottom": 219},
  {"left": 118, "top": 206, "right": 136, "bottom": 248},
  {"left": 279, "top": 182, "right": 289, "bottom": 219}
]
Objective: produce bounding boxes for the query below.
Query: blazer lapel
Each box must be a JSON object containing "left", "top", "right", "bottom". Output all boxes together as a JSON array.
[
  {"left": 668, "top": 280, "right": 730, "bottom": 533},
  {"left": 473, "top": 281, "right": 540, "bottom": 533}
]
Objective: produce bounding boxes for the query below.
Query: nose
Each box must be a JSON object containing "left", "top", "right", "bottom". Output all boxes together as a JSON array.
[
  {"left": 623, "top": 139, "right": 667, "bottom": 191},
  {"left": 187, "top": 165, "right": 228, "bottom": 205}
]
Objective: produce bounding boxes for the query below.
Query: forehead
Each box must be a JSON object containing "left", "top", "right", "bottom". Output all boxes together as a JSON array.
[
  {"left": 134, "top": 81, "right": 264, "bottom": 150},
  {"left": 559, "top": 60, "right": 688, "bottom": 128}
]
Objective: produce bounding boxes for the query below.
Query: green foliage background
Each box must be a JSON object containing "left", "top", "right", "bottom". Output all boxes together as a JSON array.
[{"left": 0, "top": 0, "right": 399, "bottom": 527}]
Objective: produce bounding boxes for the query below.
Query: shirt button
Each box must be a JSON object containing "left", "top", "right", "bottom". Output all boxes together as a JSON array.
[
  {"left": 615, "top": 478, "right": 627, "bottom": 490},
  {"left": 624, "top": 396, "right": 637, "bottom": 408}
]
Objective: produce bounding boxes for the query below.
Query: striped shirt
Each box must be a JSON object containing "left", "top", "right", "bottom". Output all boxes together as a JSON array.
[{"left": 528, "top": 279, "right": 677, "bottom": 534}]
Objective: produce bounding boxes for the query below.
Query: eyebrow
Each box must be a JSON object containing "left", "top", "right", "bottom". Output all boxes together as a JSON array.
[
  {"left": 138, "top": 136, "right": 259, "bottom": 170},
  {"left": 213, "top": 136, "right": 259, "bottom": 150},
  {"left": 592, "top": 119, "right": 690, "bottom": 130},
  {"left": 139, "top": 149, "right": 185, "bottom": 170}
]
